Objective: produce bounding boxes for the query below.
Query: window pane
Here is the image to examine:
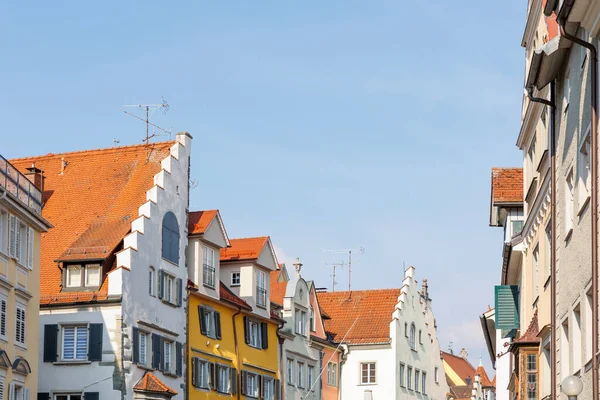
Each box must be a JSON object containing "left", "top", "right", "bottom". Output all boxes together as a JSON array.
[
  {"left": 63, "top": 327, "right": 75, "bottom": 359},
  {"left": 86, "top": 265, "right": 101, "bottom": 287},
  {"left": 75, "top": 326, "right": 88, "bottom": 360},
  {"left": 67, "top": 266, "right": 81, "bottom": 287}
]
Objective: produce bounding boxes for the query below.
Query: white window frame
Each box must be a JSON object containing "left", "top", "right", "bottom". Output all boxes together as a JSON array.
[
  {"left": 65, "top": 265, "right": 82, "bottom": 288},
  {"left": 422, "top": 371, "right": 427, "bottom": 394},
  {"left": 202, "top": 246, "right": 215, "bottom": 288},
  {"left": 409, "top": 323, "right": 416, "bottom": 350},
  {"left": 435, "top": 367, "right": 439, "bottom": 383},
  {"left": 287, "top": 358, "right": 294, "bottom": 386},
  {"left": 196, "top": 358, "right": 210, "bottom": 389},
  {"left": 231, "top": 271, "right": 240, "bottom": 286},
  {"left": 328, "top": 362, "right": 337, "bottom": 386},
  {"left": 84, "top": 264, "right": 101, "bottom": 287},
  {"left": 308, "top": 365, "right": 315, "bottom": 391},
  {"left": 149, "top": 267, "right": 156, "bottom": 297},
  {"left": 217, "top": 364, "right": 231, "bottom": 394},
  {"left": 61, "top": 325, "right": 88, "bottom": 361},
  {"left": 15, "top": 303, "right": 26, "bottom": 347},
  {"left": 256, "top": 269, "right": 267, "bottom": 308},
  {"left": 407, "top": 366, "right": 413, "bottom": 390},
  {"left": 297, "top": 361, "right": 305, "bottom": 389},
  {"left": 360, "top": 362, "right": 376, "bottom": 385},
  {"left": 415, "top": 369, "right": 420, "bottom": 393},
  {"left": 53, "top": 395, "right": 82, "bottom": 400},
  {"left": 0, "top": 209, "right": 7, "bottom": 256},
  {"left": 310, "top": 307, "right": 315, "bottom": 332},
  {"left": 163, "top": 339, "right": 173, "bottom": 373},
  {"left": 246, "top": 372, "right": 259, "bottom": 398},
  {"left": 263, "top": 376, "right": 274, "bottom": 400},
  {"left": 399, "top": 363, "right": 406, "bottom": 387},
  {"left": 248, "top": 319, "right": 262, "bottom": 349},
  {"left": 139, "top": 331, "right": 147, "bottom": 366}
]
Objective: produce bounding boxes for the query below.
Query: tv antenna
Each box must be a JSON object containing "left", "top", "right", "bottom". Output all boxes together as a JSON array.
[
  {"left": 121, "top": 97, "right": 171, "bottom": 144},
  {"left": 322, "top": 247, "right": 365, "bottom": 291},
  {"left": 325, "top": 261, "right": 345, "bottom": 292}
]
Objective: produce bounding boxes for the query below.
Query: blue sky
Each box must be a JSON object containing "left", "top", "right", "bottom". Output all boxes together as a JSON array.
[{"left": 2, "top": 1, "right": 525, "bottom": 373}]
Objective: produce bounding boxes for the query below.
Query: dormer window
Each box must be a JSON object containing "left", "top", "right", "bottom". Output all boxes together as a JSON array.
[
  {"left": 64, "top": 264, "right": 102, "bottom": 289},
  {"left": 161, "top": 212, "right": 180, "bottom": 265},
  {"left": 256, "top": 270, "right": 267, "bottom": 308}
]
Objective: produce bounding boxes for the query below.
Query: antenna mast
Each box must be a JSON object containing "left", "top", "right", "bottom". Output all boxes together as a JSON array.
[
  {"left": 322, "top": 247, "right": 365, "bottom": 291},
  {"left": 325, "top": 262, "right": 345, "bottom": 292},
  {"left": 121, "top": 97, "right": 171, "bottom": 144}
]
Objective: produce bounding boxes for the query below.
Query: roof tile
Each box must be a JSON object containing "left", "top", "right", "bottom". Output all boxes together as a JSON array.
[
  {"left": 133, "top": 371, "right": 178, "bottom": 395},
  {"left": 221, "top": 237, "right": 269, "bottom": 262},
  {"left": 188, "top": 210, "right": 218, "bottom": 235},
  {"left": 491, "top": 168, "right": 523, "bottom": 204}
]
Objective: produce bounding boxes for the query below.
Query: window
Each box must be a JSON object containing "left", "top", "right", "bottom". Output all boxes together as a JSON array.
[
  {"left": 62, "top": 326, "right": 88, "bottom": 361},
  {"left": 246, "top": 372, "right": 259, "bottom": 398},
  {"left": 544, "top": 222, "right": 551, "bottom": 280},
  {"left": 246, "top": 319, "right": 264, "bottom": 349},
  {"left": 203, "top": 246, "right": 215, "bottom": 288},
  {"left": 407, "top": 366, "right": 413, "bottom": 390},
  {"left": 287, "top": 359, "right": 294, "bottom": 385},
  {"left": 263, "top": 376, "right": 274, "bottom": 400},
  {"left": 199, "top": 306, "right": 221, "bottom": 339},
  {"left": 578, "top": 129, "right": 591, "bottom": 209},
  {"left": 139, "top": 331, "right": 147, "bottom": 365},
  {"left": 161, "top": 212, "right": 180, "bottom": 264},
  {"left": 256, "top": 269, "right": 267, "bottom": 308},
  {"left": 15, "top": 304, "right": 25, "bottom": 346},
  {"left": 404, "top": 322, "right": 408, "bottom": 337},
  {"left": 526, "top": 353, "right": 537, "bottom": 400},
  {"left": 0, "top": 210, "right": 7, "bottom": 255},
  {"left": 295, "top": 309, "right": 307, "bottom": 336},
  {"left": 419, "top": 329, "right": 422, "bottom": 344},
  {"left": 527, "top": 135, "right": 537, "bottom": 186},
  {"left": 149, "top": 267, "right": 156, "bottom": 296},
  {"left": 409, "top": 323, "right": 416, "bottom": 350},
  {"left": 65, "top": 264, "right": 102, "bottom": 289},
  {"left": 533, "top": 245, "right": 540, "bottom": 301},
  {"left": 512, "top": 220, "right": 524, "bottom": 235},
  {"left": 573, "top": 306, "right": 582, "bottom": 370},
  {"left": 193, "top": 358, "right": 210, "bottom": 389},
  {"left": 54, "top": 395, "right": 82, "bottom": 400},
  {"left": 361, "top": 362, "right": 376, "bottom": 384},
  {"left": 566, "top": 168, "right": 575, "bottom": 235},
  {"left": 217, "top": 364, "right": 231, "bottom": 393},
  {"left": 422, "top": 372, "right": 427, "bottom": 394},
  {"left": 399, "top": 363, "right": 406, "bottom": 387},
  {"left": 66, "top": 265, "right": 82, "bottom": 288},
  {"left": 159, "top": 271, "right": 182, "bottom": 306},
  {"left": 297, "top": 361, "right": 305, "bottom": 388},
  {"left": 308, "top": 365, "right": 315, "bottom": 390},
  {"left": 231, "top": 271, "right": 240, "bottom": 286},
  {"left": 163, "top": 340, "right": 173, "bottom": 373},
  {"left": 415, "top": 370, "right": 420, "bottom": 393},
  {"left": 310, "top": 307, "right": 316, "bottom": 332},
  {"left": 85, "top": 264, "right": 101, "bottom": 287},
  {"left": 327, "top": 362, "right": 337, "bottom": 386},
  {"left": 435, "top": 367, "right": 439, "bottom": 383}
]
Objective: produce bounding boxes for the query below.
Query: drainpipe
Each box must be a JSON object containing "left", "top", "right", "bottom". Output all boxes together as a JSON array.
[
  {"left": 559, "top": 23, "right": 599, "bottom": 400},
  {"left": 232, "top": 308, "right": 242, "bottom": 400},
  {"left": 276, "top": 321, "right": 285, "bottom": 400},
  {"left": 526, "top": 82, "right": 557, "bottom": 400}
]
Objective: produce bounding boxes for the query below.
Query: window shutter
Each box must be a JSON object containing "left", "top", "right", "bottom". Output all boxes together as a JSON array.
[
  {"left": 259, "top": 375, "right": 264, "bottom": 398},
  {"left": 8, "top": 383, "right": 14, "bottom": 400},
  {"left": 261, "top": 322, "right": 269, "bottom": 349},
  {"left": 244, "top": 317, "right": 250, "bottom": 344},
  {"left": 37, "top": 394, "right": 49, "bottom": 400},
  {"left": 274, "top": 379, "right": 281, "bottom": 400},
  {"left": 241, "top": 371, "right": 247, "bottom": 395},
  {"left": 84, "top": 393, "right": 99, "bottom": 400},
  {"left": 88, "top": 323, "right": 103, "bottom": 361},
  {"left": 495, "top": 285, "right": 520, "bottom": 330},
  {"left": 8, "top": 215, "right": 16, "bottom": 259},
  {"left": 24, "top": 388, "right": 30, "bottom": 400},
  {"left": 176, "top": 341, "right": 183, "bottom": 377},
  {"left": 198, "top": 306, "right": 207, "bottom": 335},
  {"left": 132, "top": 327, "right": 139, "bottom": 364},
  {"left": 158, "top": 270, "right": 164, "bottom": 299},
  {"left": 231, "top": 368, "right": 237, "bottom": 395},
  {"left": 214, "top": 363, "right": 221, "bottom": 391},
  {"left": 152, "top": 334, "right": 161, "bottom": 369},
  {"left": 15, "top": 219, "right": 21, "bottom": 263},
  {"left": 176, "top": 278, "right": 183, "bottom": 307},
  {"left": 43, "top": 324, "right": 58, "bottom": 362},
  {"left": 208, "top": 362, "right": 215, "bottom": 390},
  {"left": 159, "top": 336, "right": 165, "bottom": 371},
  {"left": 215, "top": 312, "right": 222, "bottom": 340},
  {"left": 27, "top": 227, "right": 34, "bottom": 269},
  {"left": 191, "top": 357, "right": 198, "bottom": 387}
]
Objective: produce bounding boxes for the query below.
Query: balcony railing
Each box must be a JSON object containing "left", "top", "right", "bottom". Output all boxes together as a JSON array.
[
  {"left": 203, "top": 263, "right": 215, "bottom": 288},
  {"left": 0, "top": 155, "right": 42, "bottom": 215},
  {"left": 256, "top": 286, "right": 267, "bottom": 308}
]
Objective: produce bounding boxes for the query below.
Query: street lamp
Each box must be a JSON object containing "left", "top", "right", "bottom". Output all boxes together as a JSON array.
[{"left": 561, "top": 376, "right": 583, "bottom": 400}]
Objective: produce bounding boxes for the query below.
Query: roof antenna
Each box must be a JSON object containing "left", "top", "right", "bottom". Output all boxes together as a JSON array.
[
  {"left": 120, "top": 97, "right": 171, "bottom": 144},
  {"left": 448, "top": 341, "right": 454, "bottom": 354},
  {"left": 322, "top": 246, "right": 365, "bottom": 291},
  {"left": 113, "top": 138, "right": 120, "bottom": 146},
  {"left": 325, "top": 261, "right": 345, "bottom": 292}
]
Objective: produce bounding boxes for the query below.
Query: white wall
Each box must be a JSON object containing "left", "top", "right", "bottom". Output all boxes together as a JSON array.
[
  {"left": 495, "top": 330, "right": 511, "bottom": 400},
  {"left": 341, "top": 344, "right": 394, "bottom": 400}
]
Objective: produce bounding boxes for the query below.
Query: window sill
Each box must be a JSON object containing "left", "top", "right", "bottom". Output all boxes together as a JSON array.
[
  {"left": 543, "top": 275, "right": 551, "bottom": 291},
  {"left": 578, "top": 195, "right": 590, "bottom": 216},
  {"left": 256, "top": 303, "right": 267, "bottom": 310},
  {"left": 358, "top": 383, "right": 377, "bottom": 386},
  {"left": 161, "top": 258, "right": 180, "bottom": 267},
  {"left": 565, "top": 228, "right": 573, "bottom": 242},
  {"left": 53, "top": 360, "right": 92, "bottom": 365},
  {"left": 230, "top": 284, "right": 240, "bottom": 287},
  {"left": 15, "top": 262, "right": 31, "bottom": 272},
  {"left": 163, "top": 371, "right": 179, "bottom": 378},
  {"left": 203, "top": 283, "right": 216, "bottom": 290},
  {"left": 15, "top": 343, "right": 27, "bottom": 351},
  {"left": 136, "top": 363, "right": 153, "bottom": 371},
  {"left": 160, "top": 299, "right": 179, "bottom": 308}
]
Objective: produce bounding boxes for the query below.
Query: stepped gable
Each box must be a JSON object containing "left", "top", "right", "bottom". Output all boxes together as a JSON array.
[{"left": 10, "top": 141, "right": 176, "bottom": 305}]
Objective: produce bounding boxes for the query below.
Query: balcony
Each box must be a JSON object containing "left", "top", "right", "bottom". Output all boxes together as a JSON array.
[
  {"left": 256, "top": 286, "right": 267, "bottom": 308},
  {"left": 0, "top": 155, "right": 42, "bottom": 215},
  {"left": 202, "top": 263, "right": 215, "bottom": 288}
]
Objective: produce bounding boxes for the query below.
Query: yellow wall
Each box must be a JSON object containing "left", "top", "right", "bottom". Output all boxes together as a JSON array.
[
  {"left": 188, "top": 292, "right": 279, "bottom": 399},
  {"left": 442, "top": 360, "right": 466, "bottom": 386}
]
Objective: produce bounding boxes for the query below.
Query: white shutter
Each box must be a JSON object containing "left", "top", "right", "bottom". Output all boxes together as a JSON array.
[
  {"left": 8, "top": 216, "right": 16, "bottom": 259},
  {"left": 14, "top": 220, "right": 21, "bottom": 264},
  {"left": 20, "top": 308, "right": 25, "bottom": 344},
  {"left": 0, "top": 377, "right": 4, "bottom": 400},
  {"left": 24, "top": 388, "right": 29, "bottom": 400},
  {"left": 26, "top": 227, "right": 33, "bottom": 269},
  {"left": 8, "top": 382, "right": 14, "bottom": 400}
]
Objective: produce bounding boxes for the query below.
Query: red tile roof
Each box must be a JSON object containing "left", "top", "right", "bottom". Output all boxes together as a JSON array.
[
  {"left": 491, "top": 168, "right": 523, "bottom": 204},
  {"left": 188, "top": 210, "right": 218, "bottom": 235},
  {"left": 475, "top": 365, "right": 493, "bottom": 387},
  {"left": 491, "top": 376, "right": 496, "bottom": 387},
  {"left": 10, "top": 141, "right": 175, "bottom": 305},
  {"left": 513, "top": 310, "right": 539, "bottom": 345},
  {"left": 133, "top": 371, "right": 178, "bottom": 395},
  {"left": 221, "top": 237, "right": 269, "bottom": 262},
  {"left": 441, "top": 351, "right": 476, "bottom": 384},
  {"left": 219, "top": 281, "right": 252, "bottom": 310},
  {"left": 317, "top": 289, "right": 400, "bottom": 345},
  {"left": 270, "top": 270, "right": 287, "bottom": 306}
]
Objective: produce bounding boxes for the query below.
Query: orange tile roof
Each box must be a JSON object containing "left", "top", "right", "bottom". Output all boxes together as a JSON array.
[
  {"left": 491, "top": 168, "right": 523, "bottom": 204},
  {"left": 188, "top": 210, "right": 218, "bottom": 235},
  {"left": 491, "top": 376, "right": 496, "bottom": 387},
  {"left": 317, "top": 289, "right": 400, "bottom": 345},
  {"left": 219, "top": 281, "right": 252, "bottom": 310},
  {"left": 133, "top": 371, "right": 178, "bottom": 395},
  {"left": 475, "top": 365, "right": 493, "bottom": 387},
  {"left": 513, "top": 310, "right": 539, "bottom": 345},
  {"left": 442, "top": 351, "right": 477, "bottom": 384},
  {"left": 221, "top": 237, "right": 269, "bottom": 262},
  {"left": 10, "top": 141, "right": 175, "bottom": 305},
  {"left": 270, "top": 270, "right": 287, "bottom": 306}
]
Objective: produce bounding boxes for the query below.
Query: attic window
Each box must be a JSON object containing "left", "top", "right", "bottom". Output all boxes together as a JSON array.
[{"left": 64, "top": 264, "right": 102, "bottom": 289}]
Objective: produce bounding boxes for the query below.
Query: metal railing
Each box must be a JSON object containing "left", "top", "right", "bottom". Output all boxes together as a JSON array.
[
  {"left": 0, "top": 155, "right": 42, "bottom": 215},
  {"left": 203, "top": 263, "right": 215, "bottom": 288},
  {"left": 256, "top": 286, "right": 267, "bottom": 308}
]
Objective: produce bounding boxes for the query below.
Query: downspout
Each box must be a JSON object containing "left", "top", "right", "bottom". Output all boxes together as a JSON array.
[
  {"left": 232, "top": 307, "right": 242, "bottom": 400},
  {"left": 276, "top": 321, "right": 285, "bottom": 400},
  {"left": 527, "top": 83, "right": 557, "bottom": 400},
  {"left": 559, "top": 24, "right": 599, "bottom": 400}
]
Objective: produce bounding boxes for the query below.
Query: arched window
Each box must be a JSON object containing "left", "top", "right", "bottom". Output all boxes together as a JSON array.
[
  {"left": 410, "top": 323, "right": 416, "bottom": 350},
  {"left": 162, "top": 212, "right": 180, "bottom": 264}
]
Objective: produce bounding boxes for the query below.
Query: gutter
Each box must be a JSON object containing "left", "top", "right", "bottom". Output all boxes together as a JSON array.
[
  {"left": 479, "top": 313, "right": 496, "bottom": 369},
  {"left": 558, "top": 21, "right": 599, "bottom": 400}
]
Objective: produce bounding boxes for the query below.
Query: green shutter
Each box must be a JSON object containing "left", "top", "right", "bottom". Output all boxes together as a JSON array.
[{"left": 495, "top": 285, "right": 520, "bottom": 330}]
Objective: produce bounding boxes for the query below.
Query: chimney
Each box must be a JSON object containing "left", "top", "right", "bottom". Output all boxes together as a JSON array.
[
  {"left": 459, "top": 348, "right": 469, "bottom": 360},
  {"left": 421, "top": 278, "right": 429, "bottom": 298},
  {"left": 25, "top": 164, "right": 45, "bottom": 193},
  {"left": 293, "top": 257, "right": 302, "bottom": 277},
  {"left": 466, "top": 377, "right": 472, "bottom": 386},
  {"left": 59, "top": 157, "right": 68, "bottom": 175}
]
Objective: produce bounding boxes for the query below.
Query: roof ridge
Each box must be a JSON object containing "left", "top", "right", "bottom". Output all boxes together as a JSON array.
[
  {"left": 492, "top": 167, "right": 523, "bottom": 170},
  {"left": 230, "top": 236, "right": 269, "bottom": 240},
  {"left": 9, "top": 140, "right": 176, "bottom": 162},
  {"left": 319, "top": 288, "right": 401, "bottom": 294}
]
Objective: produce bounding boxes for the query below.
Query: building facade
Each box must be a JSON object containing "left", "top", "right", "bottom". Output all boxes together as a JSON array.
[
  {"left": 10, "top": 135, "right": 192, "bottom": 400},
  {"left": 317, "top": 266, "right": 448, "bottom": 400},
  {"left": 0, "top": 155, "right": 51, "bottom": 400}
]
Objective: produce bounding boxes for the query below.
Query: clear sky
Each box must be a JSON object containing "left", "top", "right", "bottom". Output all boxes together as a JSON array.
[{"left": 2, "top": 1, "right": 525, "bottom": 374}]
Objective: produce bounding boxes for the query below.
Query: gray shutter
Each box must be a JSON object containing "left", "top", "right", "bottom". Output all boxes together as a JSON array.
[
  {"left": 199, "top": 306, "right": 207, "bottom": 335},
  {"left": 84, "top": 393, "right": 99, "bottom": 400},
  {"left": 274, "top": 379, "right": 281, "bottom": 400},
  {"left": 209, "top": 362, "right": 215, "bottom": 390},
  {"left": 132, "top": 327, "right": 139, "bottom": 363},
  {"left": 241, "top": 371, "right": 247, "bottom": 395},
  {"left": 152, "top": 334, "right": 161, "bottom": 369},
  {"left": 215, "top": 312, "right": 222, "bottom": 339},
  {"left": 176, "top": 341, "right": 183, "bottom": 377},
  {"left": 159, "top": 336, "right": 165, "bottom": 371},
  {"left": 259, "top": 375, "right": 264, "bottom": 398},
  {"left": 158, "top": 270, "right": 164, "bottom": 299},
  {"left": 244, "top": 317, "right": 250, "bottom": 344},
  {"left": 261, "top": 322, "right": 268, "bottom": 349},
  {"left": 88, "top": 324, "right": 103, "bottom": 361},
  {"left": 37, "top": 394, "right": 50, "bottom": 400},
  {"left": 191, "top": 357, "right": 198, "bottom": 387},
  {"left": 177, "top": 278, "right": 183, "bottom": 307},
  {"left": 495, "top": 285, "right": 520, "bottom": 330},
  {"left": 43, "top": 324, "right": 58, "bottom": 362},
  {"left": 231, "top": 368, "right": 237, "bottom": 394}
]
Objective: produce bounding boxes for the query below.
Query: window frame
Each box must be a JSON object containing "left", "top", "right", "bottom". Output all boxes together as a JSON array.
[
  {"left": 202, "top": 246, "right": 216, "bottom": 288},
  {"left": 327, "top": 362, "right": 337, "bottom": 387},
  {"left": 256, "top": 269, "right": 267, "bottom": 308},
  {"left": 61, "top": 324, "right": 88, "bottom": 361},
  {"left": 216, "top": 363, "right": 231, "bottom": 394},
  {"left": 84, "top": 264, "right": 101, "bottom": 287},
  {"left": 399, "top": 363, "right": 406, "bottom": 387},
  {"left": 415, "top": 369, "right": 420, "bottom": 393},
  {"left": 287, "top": 358, "right": 294, "bottom": 386},
  {"left": 64, "top": 263, "right": 102, "bottom": 290},
  {"left": 422, "top": 371, "right": 427, "bottom": 394},
  {"left": 409, "top": 323, "right": 416, "bottom": 350},
  {"left": 15, "top": 302, "right": 26, "bottom": 347},
  {"left": 246, "top": 371, "right": 259, "bottom": 398},
  {"left": 525, "top": 352, "right": 538, "bottom": 400},
  {"left": 248, "top": 319, "right": 262, "bottom": 349},
  {"left": 231, "top": 271, "right": 241, "bottom": 286},
  {"left": 263, "top": 376, "right": 274, "bottom": 400},
  {"left": 360, "top": 362, "right": 376, "bottom": 385},
  {"left": 407, "top": 366, "right": 413, "bottom": 390},
  {"left": 161, "top": 211, "right": 180, "bottom": 265},
  {"left": 149, "top": 266, "right": 156, "bottom": 297},
  {"left": 297, "top": 361, "right": 305, "bottom": 389},
  {"left": 163, "top": 339, "right": 173, "bottom": 373}
]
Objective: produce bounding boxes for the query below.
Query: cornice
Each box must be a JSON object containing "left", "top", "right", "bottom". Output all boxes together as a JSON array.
[
  {"left": 517, "top": 86, "right": 548, "bottom": 149},
  {"left": 522, "top": 174, "right": 551, "bottom": 253},
  {"left": 522, "top": 0, "right": 543, "bottom": 48}
]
